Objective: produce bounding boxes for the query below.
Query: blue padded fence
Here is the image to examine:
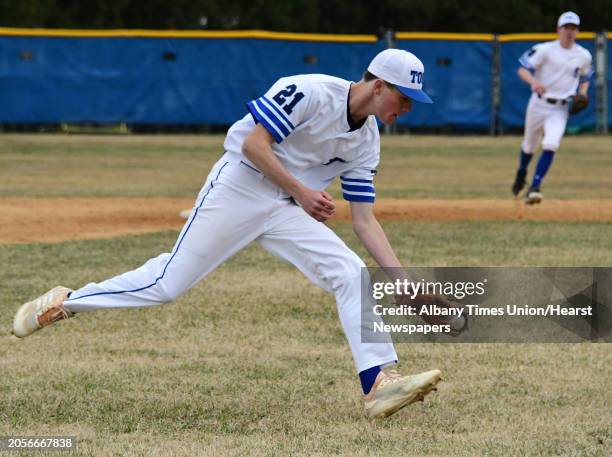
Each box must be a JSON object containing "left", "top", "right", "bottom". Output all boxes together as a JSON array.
[
  {"left": 0, "top": 34, "right": 382, "bottom": 124},
  {"left": 395, "top": 37, "right": 493, "bottom": 129},
  {"left": 0, "top": 29, "right": 609, "bottom": 130}
]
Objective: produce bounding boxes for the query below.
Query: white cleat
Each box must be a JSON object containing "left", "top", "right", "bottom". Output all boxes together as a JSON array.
[
  {"left": 12, "top": 286, "right": 74, "bottom": 338},
  {"left": 364, "top": 369, "right": 442, "bottom": 418},
  {"left": 525, "top": 188, "right": 543, "bottom": 205}
]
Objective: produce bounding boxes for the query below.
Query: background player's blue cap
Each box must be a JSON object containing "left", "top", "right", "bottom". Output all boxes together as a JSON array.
[
  {"left": 368, "top": 49, "right": 433, "bottom": 104},
  {"left": 557, "top": 11, "right": 580, "bottom": 27}
]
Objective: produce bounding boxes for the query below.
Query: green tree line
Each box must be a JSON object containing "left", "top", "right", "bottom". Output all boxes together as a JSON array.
[{"left": 1, "top": 0, "right": 610, "bottom": 33}]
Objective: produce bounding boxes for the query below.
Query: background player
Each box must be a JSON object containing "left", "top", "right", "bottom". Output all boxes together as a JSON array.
[
  {"left": 511, "top": 11, "right": 593, "bottom": 204},
  {"left": 13, "top": 49, "right": 450, "bottom": 419}
]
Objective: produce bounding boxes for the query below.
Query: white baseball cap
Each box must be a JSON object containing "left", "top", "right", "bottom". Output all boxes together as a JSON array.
[
  {"left": 557, "top": 11, "right": 580, "bottom": 27},
  {"left": 368, "top": 49, "right": 433, "bottom": 104}
]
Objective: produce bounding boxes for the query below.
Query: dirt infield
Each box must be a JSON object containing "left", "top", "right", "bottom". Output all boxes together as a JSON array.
[{"left": 2, "top": 197, "right": 611, "bottom": 245}]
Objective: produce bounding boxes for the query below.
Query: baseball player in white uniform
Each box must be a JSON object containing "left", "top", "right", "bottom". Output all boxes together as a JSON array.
[
  {"left": 511, "top": 11, "right": 593, "bottom": 204},
  {"left": 13, "top": 49, "right": 445, "bottom": 418}
]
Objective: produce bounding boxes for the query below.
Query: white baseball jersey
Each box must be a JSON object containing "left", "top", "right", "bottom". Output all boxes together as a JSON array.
[
  {"left": 223, "top": 74, "right": 380, "bottom": 203},
  {"left": 519, "top": 40, "right": 593, "bottom": 99}
]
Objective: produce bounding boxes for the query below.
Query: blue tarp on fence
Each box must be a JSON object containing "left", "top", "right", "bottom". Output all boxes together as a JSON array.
[
  {"left": 0, "top": 30, "right": 608, "bottom": 130},
  {"left": 0, "top": 35, "right": 382, "bottom": 124},
  {"left": 395, "top": 38, "right": 493, "bottom": 128}
]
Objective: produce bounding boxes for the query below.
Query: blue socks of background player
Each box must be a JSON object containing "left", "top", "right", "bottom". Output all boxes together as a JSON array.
[
  {"left": 532, "top": 149, "right": 555, "bottom": 188},
  {"left": 359, "top": 365, "right": 381, "bottom": 395},
  {"left": 518, "top": 149, "right": 533, "bottom": 173},
  {"left": 518, "top": 149, "right": 554, "bottom": 189}
]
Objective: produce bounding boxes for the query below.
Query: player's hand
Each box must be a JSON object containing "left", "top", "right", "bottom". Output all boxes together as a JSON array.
[
  {"left": 531, "top": 81, "right": 545, "bottom": 95},
  {"left": 296, "top": 189, "right": 336, "bottom": 222}
]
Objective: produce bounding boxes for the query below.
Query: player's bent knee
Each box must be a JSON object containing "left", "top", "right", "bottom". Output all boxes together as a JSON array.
[
  {"left": 520, "top": 143, "right": 537, "bottom": 155},
  {"left": 156, "top": 281, "right": 189, "bottom": 303},
  {"left": 334, "top": 255, "right": 366, "bottom": 288},
  {"left": 345, "top": 253, "right": 366, "bottom": 277},
  {"left": 541, "top": 145, "right": 558, "bottom": 152}
]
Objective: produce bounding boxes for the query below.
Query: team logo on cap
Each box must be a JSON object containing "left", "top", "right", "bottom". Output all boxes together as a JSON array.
[{"left": 368, "top": 49, "right": 433, "bottom": 103}]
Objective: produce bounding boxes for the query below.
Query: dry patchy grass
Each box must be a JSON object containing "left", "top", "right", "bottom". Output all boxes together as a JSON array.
[
  {"left": 0, "top": 134, "right": 610, "bottom": 455},
  {"left": 1, "top": 225, "right": 611, "bottom": 456}
]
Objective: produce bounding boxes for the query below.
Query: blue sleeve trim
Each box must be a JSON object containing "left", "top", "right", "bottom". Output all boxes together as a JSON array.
[
  {"left": 248, "top": 99, "right": 290, "bottom": 139},
  {"left": 341, "top": 183, "right": 376, "bottom": 193},
  {"left": 518, "top": 56, "right": 535, "bottom": 71},
  {"left": 262, "top": 96, "right": 295, "bottom": 129},
  {"left": 579, "top": 68, "right": 594, "bottom": 83},
  {"left": 343, "top": 193, "right": 375, "bottom": 203},
  {"left": 254, "top": 99, "right": 291, "bottom": 137},
  {"left": 247, "top": 101, "right": 283, "bottom": 143}
]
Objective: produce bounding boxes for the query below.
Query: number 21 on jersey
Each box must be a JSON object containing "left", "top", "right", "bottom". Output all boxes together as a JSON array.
[{"left": 273, "top": 85, "right": 304, "bottom": 115}]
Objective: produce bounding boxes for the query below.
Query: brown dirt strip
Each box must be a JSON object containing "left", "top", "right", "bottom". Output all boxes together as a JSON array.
[{"left": 2, "top": 197, "right": 611, "bottom": 245}]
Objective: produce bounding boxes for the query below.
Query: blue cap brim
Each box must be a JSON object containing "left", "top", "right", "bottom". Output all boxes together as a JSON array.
[{"left": 396, "top": 85, "right": 434, "bottom": 104}]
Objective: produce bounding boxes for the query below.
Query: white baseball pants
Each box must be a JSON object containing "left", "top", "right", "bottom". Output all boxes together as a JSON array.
[
  {"left": 65, "top": 155, "right": 398, "bottom": 373},
  {"left": 521, "top": 93, "right": 569, "bottom": 154}
]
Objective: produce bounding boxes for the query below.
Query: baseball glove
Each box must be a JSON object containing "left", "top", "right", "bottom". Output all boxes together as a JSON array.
[
  {"left": 396, "top": 293, "right": 468, "bottom": 337},
  {"left": 568, "top": 94, "right": 589, "bottom": 115}
]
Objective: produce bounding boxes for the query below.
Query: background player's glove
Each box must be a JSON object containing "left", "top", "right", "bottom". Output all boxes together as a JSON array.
[{"left": 568, "top": 94, "right": 589, "bottom": 115}]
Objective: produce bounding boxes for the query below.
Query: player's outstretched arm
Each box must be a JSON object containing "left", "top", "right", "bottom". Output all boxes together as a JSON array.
[
  {"left": 242, "top": 124, "right": 335, "bottom": 222},
  {"left": 351, "top": 201, "right": 467, "bottom": 335},
  {"left": 350, "top": 201, "right": 408, "bottom": 280}
]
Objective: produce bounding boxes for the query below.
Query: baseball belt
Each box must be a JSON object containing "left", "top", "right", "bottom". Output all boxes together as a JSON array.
[{"left": 537, "top": 94, "right": 567, "bottom": 106}]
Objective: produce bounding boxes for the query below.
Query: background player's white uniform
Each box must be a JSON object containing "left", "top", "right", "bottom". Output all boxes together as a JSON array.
[
  {"left": 519, "top": 40, "right": 592, "bottom": 154},
  {"left": 64, "top": 74, "right": 398, "bottom": 373}
]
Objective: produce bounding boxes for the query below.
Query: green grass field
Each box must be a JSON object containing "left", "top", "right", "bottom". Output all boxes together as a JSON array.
[
  {"left": 1, "top": 134, "right": 611, "bottom": 199},
  {"left": 1, "top": 134, "right": 611, "bottom": 456}
]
